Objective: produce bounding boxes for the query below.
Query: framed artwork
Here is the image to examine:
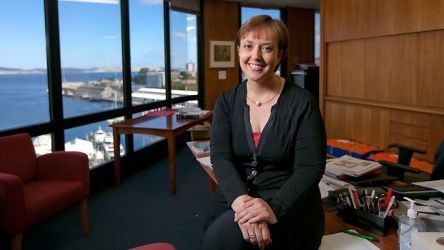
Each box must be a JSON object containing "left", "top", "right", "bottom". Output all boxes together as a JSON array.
[{"left": 209, "top": 40, "right": 235, "bottom": 68}]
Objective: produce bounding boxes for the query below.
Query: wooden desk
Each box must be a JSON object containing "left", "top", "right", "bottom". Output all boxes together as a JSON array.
[
  {"left": 324, "top": 205, "right": 398, "bottom": 249},
  {"left": 196, "top": 161, "right": 398, "bottom": 249},
  {"left": 110, "top": 110, "right": 212, "bottom": 195}
]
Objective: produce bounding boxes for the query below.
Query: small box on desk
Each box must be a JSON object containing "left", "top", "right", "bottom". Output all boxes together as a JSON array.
[
  {"left": 337, "top": 207, "right": 396, "bottom": 236},
  {"left": 327, "top": 138, "right": 382, "bottom": 159}
]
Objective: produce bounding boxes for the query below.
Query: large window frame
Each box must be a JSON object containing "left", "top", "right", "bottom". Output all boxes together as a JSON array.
[{"left": 0, "top": 0, "right": 203, "bottom": 169}]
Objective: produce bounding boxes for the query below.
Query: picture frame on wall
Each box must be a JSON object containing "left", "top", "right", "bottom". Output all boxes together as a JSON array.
[{"left": 209, "top": 40, "right": 235, "bottom": 68}]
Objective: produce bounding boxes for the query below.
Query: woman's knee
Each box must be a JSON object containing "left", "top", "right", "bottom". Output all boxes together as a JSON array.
[{"left": 202, "top": 210, "right": 246, "bottom": 250}]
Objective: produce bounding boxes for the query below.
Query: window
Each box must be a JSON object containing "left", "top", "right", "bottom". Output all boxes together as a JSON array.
[
  {"left": 33, "top": 134, "right": 53, "bottom": 156},
  {"left": 0, "top": 1, "right": 49, "bottom": 130},
  {"left": 314, "top": 12, "right": 320, "bottom": 65},
  {"left": 58, "top": 0, "right": 123, "bottom": 118},
  {"left": 170, "top": 11, "right": 198, "bottom": 103},
  {"left": 241, "top": 6, "right": 280, "bottom": 24},
  {"left": 0, "top": 0, "right": 203, "bottom": 171},
  {"left": 129, "top": 0, "right": 166, "bottom": 106}
]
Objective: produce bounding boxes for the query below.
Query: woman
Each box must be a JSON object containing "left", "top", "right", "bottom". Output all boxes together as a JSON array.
[{"left": 202, "top": 15, "right": 326, "bottom": 250}]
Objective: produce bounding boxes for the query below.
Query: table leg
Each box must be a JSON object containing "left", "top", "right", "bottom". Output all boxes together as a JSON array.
[
  {"left": 113, "top": 129, "right": 121, "bottom": 186},
  {"left": 167, "top": 134, "right": 176, "bottom": 195}
]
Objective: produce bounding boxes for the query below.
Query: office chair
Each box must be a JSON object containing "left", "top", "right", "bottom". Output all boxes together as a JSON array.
[{"left": 378, "top": 142, "right": 444, "bottom": 181}]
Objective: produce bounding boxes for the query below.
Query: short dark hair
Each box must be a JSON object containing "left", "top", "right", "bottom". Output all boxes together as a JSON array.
[{"left": 236, "top": 15, "right": 290, "bottom": 60}]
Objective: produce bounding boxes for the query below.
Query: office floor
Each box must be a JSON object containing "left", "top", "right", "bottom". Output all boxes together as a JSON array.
[{"left": 4, "top": 146, "right": 211, "bottom": 250}]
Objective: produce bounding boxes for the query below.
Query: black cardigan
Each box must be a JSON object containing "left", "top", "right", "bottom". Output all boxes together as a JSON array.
[{"left": 210, "top": 80, "right": 326, "bottom": 219}]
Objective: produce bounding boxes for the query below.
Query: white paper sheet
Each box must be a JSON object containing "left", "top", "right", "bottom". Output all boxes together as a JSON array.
[
  {"left": 319, "top": 232, "right": 380, "bottom": 250},
  {"left": 413, "top": 180, "right": 444, "bottom": 193}
]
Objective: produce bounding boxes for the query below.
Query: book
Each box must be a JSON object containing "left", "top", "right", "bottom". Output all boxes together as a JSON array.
[
  {"left": 176, "top": 108, "right": 209, "bottom": 119},
  {"left": 186, "top": 140, "right": 210, "bottom": 158},
  {"left": 326, "top": 155, "right": 381, "bottom": 178}
]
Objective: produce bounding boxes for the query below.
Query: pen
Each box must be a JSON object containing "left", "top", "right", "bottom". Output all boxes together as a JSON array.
[
  {"left": 383, "top": 195, "right": 396, "bottom": 218},
  {"left": 383, "top": 188, "right": 392, "bottom": 210},
  {"left": 341, "top": 229, "right": 379, "bottom": 242}
]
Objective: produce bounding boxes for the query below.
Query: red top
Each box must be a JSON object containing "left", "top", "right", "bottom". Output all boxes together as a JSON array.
[{"left": 253, "top": 132, "right": 261, "bottom": 147}]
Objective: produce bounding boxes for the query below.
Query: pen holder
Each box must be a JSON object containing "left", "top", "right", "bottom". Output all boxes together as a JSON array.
[{"left": 337, "top": 207, "right": 396, "bottom": 236}]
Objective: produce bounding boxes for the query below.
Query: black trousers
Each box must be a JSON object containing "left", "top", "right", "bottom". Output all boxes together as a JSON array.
[{"left": 202, "top": 188, "right": 324, "bottom": 250}]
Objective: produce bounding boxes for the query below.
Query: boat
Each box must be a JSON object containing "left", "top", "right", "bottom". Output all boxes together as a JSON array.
[{"left": 103, "top": 132, "right": 125, "bottom": 160}]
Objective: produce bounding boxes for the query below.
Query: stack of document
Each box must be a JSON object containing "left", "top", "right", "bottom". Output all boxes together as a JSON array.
[
  {"left": 326, "top": 155, "right": 381, "bottom": 178},
  {"left": 176, "top": 107, "right": 209, "bottom": 119},
  {"left": 319, "top": 174, "right": 353, "bottom": 199}
]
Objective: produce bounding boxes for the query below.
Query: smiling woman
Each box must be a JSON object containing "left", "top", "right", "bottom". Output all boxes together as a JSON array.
[{"left": 202, "top": 15, "right": 326, "bottom": 250}]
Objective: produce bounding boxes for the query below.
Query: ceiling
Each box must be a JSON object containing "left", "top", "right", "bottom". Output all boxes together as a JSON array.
[{"left": 223, "top": 0, "right": 320, "bottom": 10}]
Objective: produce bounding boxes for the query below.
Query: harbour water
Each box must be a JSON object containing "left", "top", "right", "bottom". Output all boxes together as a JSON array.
[{"left": 0, "top": 72, "right": 160, "bottom": 167}]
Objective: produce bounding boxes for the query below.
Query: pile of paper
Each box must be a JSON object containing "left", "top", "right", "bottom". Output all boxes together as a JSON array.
[{"left": 326, "top": 155, "right": 381, "bottom": 178}]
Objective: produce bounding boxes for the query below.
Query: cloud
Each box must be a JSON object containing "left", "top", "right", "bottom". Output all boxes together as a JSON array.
[
  {"left": 172, "top": 32, "right": 187, "bottom": 41},
  {"left": 186, "top": 16, "right": 196, "bottom": 21},
  {"left": 139, "top": 0, "right": 163, "bottom": 5},
  {"left": 59, "top": 0, "right": 118, "bottom": 4},
  {"left": 186, "top": 26, "right": 196, "bottom": 32}
]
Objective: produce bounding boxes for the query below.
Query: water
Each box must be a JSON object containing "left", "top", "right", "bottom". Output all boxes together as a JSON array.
[{"left": 0, "top": 72, "right": 151, "bottom": 148}]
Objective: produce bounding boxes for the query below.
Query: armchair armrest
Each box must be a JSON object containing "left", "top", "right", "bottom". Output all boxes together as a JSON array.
[
  {"left": 0, "top": 172, "right": 26, "bottom": 234},
  {"left": 379, "top": 160, "right": 421, "bottom": 181},
  {"left": 37, "top": 151, "right": 90, "bottom": 195},
  {"left": 388, "top": 143, "right": 426, "bottom": 166}
]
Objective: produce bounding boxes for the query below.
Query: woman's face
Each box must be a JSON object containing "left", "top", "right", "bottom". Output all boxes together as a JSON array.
[{"left": 238, "top": 26, "right": 281, "bottom": 84}]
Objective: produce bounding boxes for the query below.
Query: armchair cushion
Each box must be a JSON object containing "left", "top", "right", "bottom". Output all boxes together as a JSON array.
[
  {"left": 24, "top": 181, "right": 85, "bottom": 229},
  {"left": 37, "top": 151, "right": 89, "bottom": 196}
]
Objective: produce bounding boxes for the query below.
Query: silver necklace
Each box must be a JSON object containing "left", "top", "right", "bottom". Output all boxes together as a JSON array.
[
  {"left": 246, "top": 91, "right": 279, "bottom": 107},
  {"left": 246, "top": 79, "right": 281, "bottom": 107}
]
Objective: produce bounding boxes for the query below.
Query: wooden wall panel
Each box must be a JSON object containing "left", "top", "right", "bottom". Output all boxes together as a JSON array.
[
  {"left": 286, "top": 8, "right": 314, "bottom": 76},
  {"left": 324, "top": 0, "right": 444, "bottom": 42},
  {"left": 203, "top": 0, "right": 240, "bottom": 110},
  {"left": 325, "top": 101, "right": 391, "bottom": 148},
  {"left": 417, "top": 30, "right": 444, "bottom": 108},
  {"left": 327, "top": 40, "right": 364, "bottom": 99},
  {"left": 326, "top": 30, "right": 443, "bottom": 109},
  {"left": 322, "top": 0, "right": 444, "bottom": 163},
  {"left": 326, "top": 43, "right": 342, "bottom": 97},
  {"left": 389, "top": 110, "right": 439, "bottom": 161},
  {"left": 430, "top": 117, "right": 444, "bottom": 159}
]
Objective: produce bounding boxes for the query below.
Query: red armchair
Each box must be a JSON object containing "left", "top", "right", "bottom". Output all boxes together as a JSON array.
[{"left": 0, "top": 133, "right": 90, "bottom": 250}]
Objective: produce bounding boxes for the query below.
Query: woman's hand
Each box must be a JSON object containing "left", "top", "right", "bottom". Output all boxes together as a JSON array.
[
  {"left": 238, "top": 221, "right": 271, "bottom": 249},
  {"left": 234, "top": 197, "right": 278, "bottom": 225},
  {"left": 231, "top": 194, "right": 253, "bottom": 213}
]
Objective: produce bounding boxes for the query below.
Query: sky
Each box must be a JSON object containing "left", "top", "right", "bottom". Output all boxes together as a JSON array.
[{"left": 0, "top": 1, "right": 317, "bottom": 70}]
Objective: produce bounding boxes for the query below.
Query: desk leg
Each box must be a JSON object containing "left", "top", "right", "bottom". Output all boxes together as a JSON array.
[
  {"left": 167, "top": 134, "right": 176, "bottom": 195},
  {"left": 113, "top": 129, "right": 121, "bottom": 186}
]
